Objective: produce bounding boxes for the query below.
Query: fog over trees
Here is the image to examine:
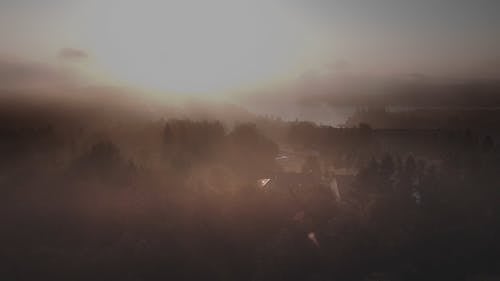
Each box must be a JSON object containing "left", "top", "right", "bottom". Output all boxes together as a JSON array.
[{"left": 1, "top": 95, "right": 499, "bottom": 280}]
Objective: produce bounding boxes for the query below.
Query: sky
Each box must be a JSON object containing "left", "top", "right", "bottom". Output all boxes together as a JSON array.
[{"left": 1, "top": 0, "right": 499, "bottom": 97}]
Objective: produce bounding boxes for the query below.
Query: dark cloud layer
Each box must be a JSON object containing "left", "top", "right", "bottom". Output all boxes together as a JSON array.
[
  {"left": 0, "top": 58, "right": 76, "bottom": 89},
  {"left": 298, "top": 76, "right": 500, "bottom": 108},
  {"left": 58, "top": 48, "right": 88, "bottom": 60}
]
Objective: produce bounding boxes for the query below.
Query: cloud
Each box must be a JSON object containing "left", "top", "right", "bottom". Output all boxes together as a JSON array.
[
  {"left": 0, "top": 58, "right": 77, "bottom": 90},
  {"left": 58, "top": 48, "right": 88, "bottom": 60},
  {"left": 296, "top": 75, "right": 500, "bottom": 108},
  {"left": 327, "top": 59, "right": 351, "bottom": 72},
  {"left": 481, "top": 57, "right": 500, "bottom": 77}
]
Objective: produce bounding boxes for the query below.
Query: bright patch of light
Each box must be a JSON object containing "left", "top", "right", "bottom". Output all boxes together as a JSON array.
[{"left": 81, "top": 0, "right": 315, "bottom": 95}]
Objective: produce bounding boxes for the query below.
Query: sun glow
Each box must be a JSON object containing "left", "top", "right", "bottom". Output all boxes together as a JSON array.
[{"left": 81, "top": 0, "right": 313, "bottom": 94}]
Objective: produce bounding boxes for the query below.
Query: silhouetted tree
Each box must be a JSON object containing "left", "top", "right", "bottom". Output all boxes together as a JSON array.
[
  {"left": 380, "top": 153, "right": 395, "bottom": 179},
  {"left": 302, "top": 156, "right": 322, "bottom": 179},
  {"left": 227, "top": 123, "right": 279, "bottom": 179},
  {"left": 482, "top": 135, "right": 494, "bottom": 153}
]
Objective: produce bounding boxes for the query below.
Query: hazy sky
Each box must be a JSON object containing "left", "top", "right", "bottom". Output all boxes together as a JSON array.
[{"left": 1, "top": 0, "right": 499, "bottom": 94}]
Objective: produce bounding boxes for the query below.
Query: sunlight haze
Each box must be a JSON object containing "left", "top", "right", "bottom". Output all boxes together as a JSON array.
[{"left": 1, "top": 0, "right": 499, "bottom": 97}]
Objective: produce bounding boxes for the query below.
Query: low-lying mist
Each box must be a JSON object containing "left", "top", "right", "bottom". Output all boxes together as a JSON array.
[{"left": 1, "top": 89, "right": 500, "bottom": 280}]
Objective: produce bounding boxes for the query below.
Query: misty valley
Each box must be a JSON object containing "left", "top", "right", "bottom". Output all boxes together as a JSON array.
[
  {"left": 1, "top": 98, "right": 499, "bottom": 281},
  {"left": 2, "top": 0, "right": 500, "bottom": 279}
]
